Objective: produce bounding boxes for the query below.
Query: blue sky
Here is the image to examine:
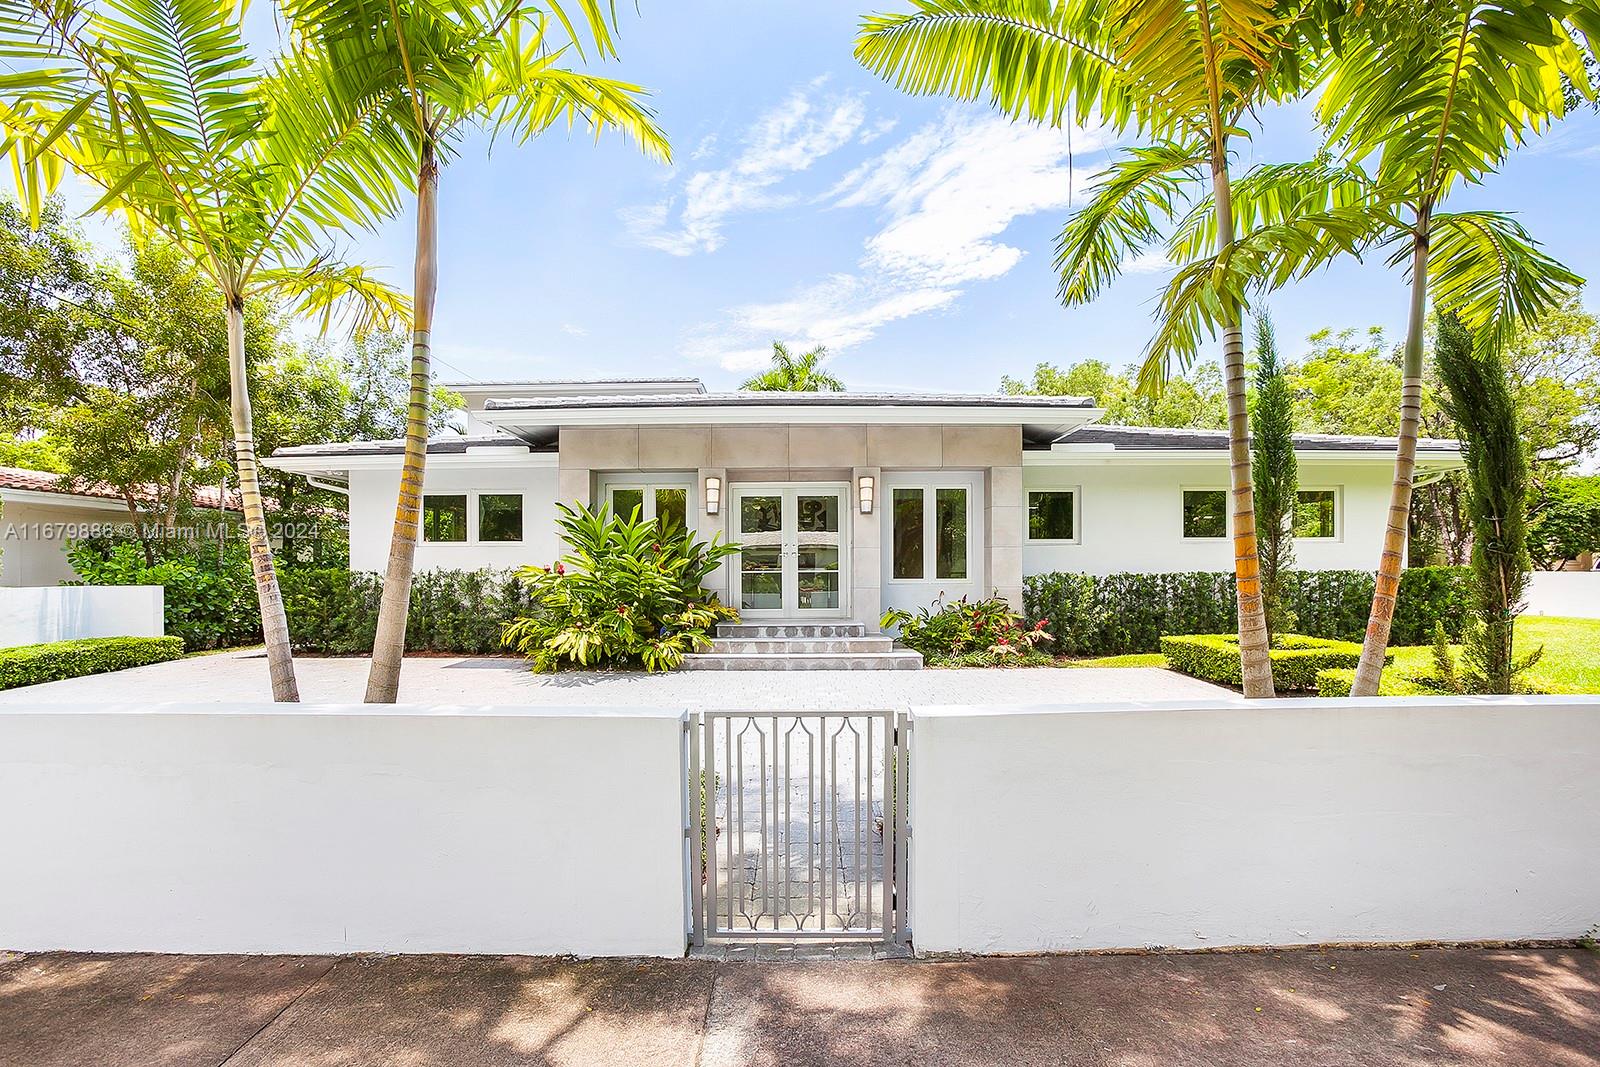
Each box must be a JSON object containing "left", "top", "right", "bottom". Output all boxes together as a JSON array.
[{"left": 69, "top": 0, "right": 1600, "bottom": 392}]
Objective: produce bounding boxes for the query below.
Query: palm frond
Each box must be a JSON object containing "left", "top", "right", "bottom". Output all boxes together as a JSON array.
[
  {"left": 1421, "top": 209, "right": 1583, "bottom": 352},
  {"left": 254, "top": 256, "right": 413, "bottom": 336}
]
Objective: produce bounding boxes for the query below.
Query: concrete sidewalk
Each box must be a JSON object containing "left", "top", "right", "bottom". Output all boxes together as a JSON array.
[{"left": 2, "top": 947, "right": 1597, "bottom": 1066}]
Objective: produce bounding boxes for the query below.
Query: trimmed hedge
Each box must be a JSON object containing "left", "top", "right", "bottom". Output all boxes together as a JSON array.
[
  {"left": 1315, "top": 666, "right": 1434, "bottom": 697},
  {"left": 1027, "top": 567, "right": 1471, "bottom": 657},
  {"left": 0, "top": 636, "right": 185, "bottom": 691},
  {"left": 1160, "top": 633, "right": 1390, "bottom": 692},
  {"left": 280, "top": 568, "right": 534, "bottom": 654}
]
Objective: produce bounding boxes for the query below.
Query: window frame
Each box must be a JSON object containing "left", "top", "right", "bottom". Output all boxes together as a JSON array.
[
  {"left": 1179, "top": 486, "right": 1230, "bottom": 542},
  {"left": 596, "top": 474, "right": 696, "bottom": 527},
  {"left": 477, "top": 492, "right": 525, "bottom": 544},
  {"left": 1292, "top": 486, "right": 1343, "bottom": 542},
  {"left": 421, "top": 493, "right": 469, "bottom": 543},
  {"left": 1025, "top": 486, "right": 1081, "bottom": 544},
  {"left": 886, "top": 480, "right": 975, "bottom": 584},
  {"left": 421, "top": 490, "right": 525, "bottom": 545}
]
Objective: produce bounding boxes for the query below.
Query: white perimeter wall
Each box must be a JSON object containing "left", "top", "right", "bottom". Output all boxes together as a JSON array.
[
  {"left": 346, "top": 460, "right": 561, "bottom": 573},
  {"left": 0, "top": 585, "right": 163, "bottom": 647},
  {"left": 1022, "top": 459, "right": 1392, "bottom": 575},
  {"left": 0, "top": 704, "right": 687, "bottom": 956},
  {"left": 1, "top": 498, "right": 126, "bottom": 587},
  {"left": 1525, "top": 572, "right": 1600, "bottom": 618},
  {"left": 911, "top": 696, "right": 1600, "bottom": 954}
]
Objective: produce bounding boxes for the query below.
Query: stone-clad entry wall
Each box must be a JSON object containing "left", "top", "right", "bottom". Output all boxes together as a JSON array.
[{"left": 556, "top": 423, "right": 1024, "bottom": 628}]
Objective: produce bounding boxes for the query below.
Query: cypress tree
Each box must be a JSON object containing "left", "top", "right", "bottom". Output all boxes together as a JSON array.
[{"left": 1250, "top": 311, "right": 1298, "bottom": 641}]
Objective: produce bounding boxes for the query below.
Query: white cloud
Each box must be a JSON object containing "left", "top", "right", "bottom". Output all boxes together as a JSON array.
[
  {"left": 623, "top": 78, "right": 869, "bottom": 256},
  {"left": 560, "top": 322, "right": 588, "bottom": 337},
  {"left": 1121, "top": 251, "right": 1171, "bottom": 274},
  {"left": 686, "top": 109, "right": 1118, "bottom": 371}
]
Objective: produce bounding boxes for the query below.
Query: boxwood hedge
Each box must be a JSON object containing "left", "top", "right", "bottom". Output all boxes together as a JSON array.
[
  {"left": 1160, "top": 633, "right": 1391, "bottom": 692},
  {"left": 1027, "top": 567, "right": 1470, "bottom": 657},
  {"left": 0, "top": 636, "right": 185, "bottom": 691}
]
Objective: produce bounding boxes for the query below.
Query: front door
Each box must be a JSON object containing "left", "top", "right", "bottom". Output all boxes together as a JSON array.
[{"left": 731, "top": 484, "right": 850, "bottom": 618}]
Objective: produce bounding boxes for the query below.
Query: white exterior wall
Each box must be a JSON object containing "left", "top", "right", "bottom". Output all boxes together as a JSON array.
[
  {"left": 0, "top": 585, "right": 164, "bottom": 647},
  {"left": 346, "top": 459, "right": 562, "bottom": 573},
  {"left": 1021, "top": 459, "right": 1393, "bottom": 575},
  {"left": 1, "top": 497, "right": 128, "bottom": 587},
  {"left": 911, "top": 696, "right": 1600, "bottom": 955},
  {"left": 0, "top": 704, "right": 688, "bottom": 956},
  {"left": 1525, "top": 572, "right": 1600, "bottom": 618}
]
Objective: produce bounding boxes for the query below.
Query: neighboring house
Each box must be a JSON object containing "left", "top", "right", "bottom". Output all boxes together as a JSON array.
[
  {"left": 263, "top": 379, "right": 1464, "bottom": 629},
  {"left": 0, "top": 467, "right": 240, "bottom": 587}
]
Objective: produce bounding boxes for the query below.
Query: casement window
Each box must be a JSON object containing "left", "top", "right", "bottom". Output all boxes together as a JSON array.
[
  {"left": 891, "top": 486, "right": 969, "bottom": 580},
  {"left": 423, "top": 492, "right": 523, "bottom": 543},
  {"left": 600, "top": 477, "right": 692, "bottom": 529},
  {"left": 1294, "top": 488, "right": 1340, "bottom": 539},
  {"left": 478, "top": 493, "right": 524, "bottom": 542},
  {"left": 422, "top": 494, "right": 468, "bottom": 542},
  {"left": 1027, "top": 489, "right": 1078, "bottom": 541},
  {"left": 1181, "top": 489, "right": 1228, "bottom": 539}
]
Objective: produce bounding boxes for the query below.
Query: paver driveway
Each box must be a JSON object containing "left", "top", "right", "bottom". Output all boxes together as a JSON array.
[
  {"left": 2, "top": 947, "right": 1596, "bottom": 1066},
  {"left": 0, "top": 649, "right": 1232, "bottom": 707}
]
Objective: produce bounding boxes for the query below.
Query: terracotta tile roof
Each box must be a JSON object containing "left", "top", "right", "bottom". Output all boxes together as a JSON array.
[{"left": 0, "top": 466, "right": 244, "bottom": 510}]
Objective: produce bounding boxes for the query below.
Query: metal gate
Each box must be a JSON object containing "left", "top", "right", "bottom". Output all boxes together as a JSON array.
[{"left": 688, "top": 711, "right": 909, "bottom": 945}]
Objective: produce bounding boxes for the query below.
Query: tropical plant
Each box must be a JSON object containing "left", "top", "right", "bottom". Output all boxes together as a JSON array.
[
  {"left": 286, "top": 0, "right": 670, "bottom": 702},
  {"left": 0, "top": 0, "right": 414, "bottom": 699},
  {"left": 740, "top": 341, "right": 844, "bottom": 391},
  {"left": 855, "top": 0, "right": 1318, "bottom": 696},
  {"left": 502, "top": 503, "right": 739, "bottom": 673},
  {"left": 1250, "top": 311, "right": 1297, "bottom": 640},
  {"left": 1432, "top": 311, "right": 1541, "bottom": 693},
  {"left": 881, "top": 594, "right": 1054, "bottom": 667}
]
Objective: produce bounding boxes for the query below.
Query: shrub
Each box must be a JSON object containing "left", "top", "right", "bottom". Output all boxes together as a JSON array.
[
  {"left": 68, "top": 541, "right": 260, "bottom": 650},
  {"left": 881, "top": 595, "right": 1054, "bottom": 667},
  {"left": 1315, "top": 667, "right": 1435, "bottom": 698},
  {"left": 1025, "top": 567, "right": 1471, "bottom": 656},
  {"left": 0, "top": 636, "right": 185, "bottom": 691},
  {"left": 1160, "top": 633, "right": 1387, "bottom": 692},
  {"left": 501, "top": 503, "right": 739, "bottom": 672}
]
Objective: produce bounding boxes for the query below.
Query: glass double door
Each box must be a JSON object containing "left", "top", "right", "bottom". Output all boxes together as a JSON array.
[{"left": 732, "top": 484, "right": 849, "bottom": 617}]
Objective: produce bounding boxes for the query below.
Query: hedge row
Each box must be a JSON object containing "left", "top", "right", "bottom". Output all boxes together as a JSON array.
[
  {"left": 0, "top": 636, "right": 185, "bottom": 691},
  {"left": 1315, "top": 666, "right": 1434, "bottom": 697},
  {"left": 282, "top": 568, "right": 534, "bottom": 654},
  {"left": 1161, "top": 633, "right": 1387, "bottom": 692},
  {"left": 1025, "top": 567, "right": 1471, "bottom": 657}
]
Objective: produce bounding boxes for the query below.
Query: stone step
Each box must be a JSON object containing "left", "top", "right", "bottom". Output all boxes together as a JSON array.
[
  {"left": 707, "top": 637, "right": 896, "bottom": 654},
  {"left": 680, "top": 650, "right": 924, "bottom": 671},
  {"left": 715, "top": 622, "right": 868, "bottom": 639}
]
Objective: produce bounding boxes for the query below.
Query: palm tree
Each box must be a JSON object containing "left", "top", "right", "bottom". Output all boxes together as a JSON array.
[
  {"left": 856, "top": 0, "right": 1313, "bottom": 696},
  {"left": 287, "top": 0, "right": 669, "bottom": 703},
  {"left": 0, "top": 0, "right": 412, "bottom": 701},
  {"left": 740, "top": 341, "right": 844, "bottom": 392},
  {"left": 1160, "top": 2, "right": 1593, "bottom": 692}
]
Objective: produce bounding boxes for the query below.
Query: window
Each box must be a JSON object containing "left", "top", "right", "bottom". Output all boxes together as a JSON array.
[
  {"left": 892, "top": 488, "right": 924, "bottom": 579},
  {"left": 601, "top": 478, "right": 694, "bottom": 527},
  {"left": 422, "top": 494, "right": 468, "bottom": 542},
  {"left": 1027, "top": 490, "right": 1076, "bottom": 541},
  {"left": 935, "top": 488, "right": 968, "bottom": 579},
  {"left": 1182, "top": 489, "right": 1227, "bottom": 539},
  {"left": 478, "top": 494, "right": 523, "bottom": 542},
  {"left": 1294, "top": 489, "right": 1338, "bottom": 539}
]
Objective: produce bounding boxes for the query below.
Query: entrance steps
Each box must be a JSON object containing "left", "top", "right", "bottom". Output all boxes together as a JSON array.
[{"left": 681, "top": 622, "right": 923, "bottom": 671}]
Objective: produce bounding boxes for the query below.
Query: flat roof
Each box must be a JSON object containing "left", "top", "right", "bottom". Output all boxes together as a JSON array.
[
  {"left": 481, "top": 390, "right": 1096, "bottom": 412},
  {"left": 1059, "top": 425, "right": 1462, "bottom": 452}
]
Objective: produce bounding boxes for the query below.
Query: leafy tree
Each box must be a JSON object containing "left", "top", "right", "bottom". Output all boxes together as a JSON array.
[
  {"left": 1527, "top": 474, "right": 1600, "bottom": 569},
  {"left": 1431, "top": 312, "right": 1539, "bottom": 693},
  {"left": 740, "top": 341, "right": 844, "bottom": 392},
  {"left": 288, "top": 0, "right": 669, "bottom": 702},
  {"left": 855, "top": 0, "right": 1320, "bottom": 696},
  {"left": 0, "top": 0, "right": 415, "bottom": 699},
  {"left": 1250, "top": 312, "right": 1296, "bottom": 640},
  {"left": 0, "top": 197, "right": 98, "bottom": 417},
  {"left": 1002, "top": 359, "right": 1227, "bottom": 428}
]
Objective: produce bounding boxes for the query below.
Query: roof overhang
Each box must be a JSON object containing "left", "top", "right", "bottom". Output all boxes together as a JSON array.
[
  {"left": 0, "top": 486, "right": 136, "bottom": 511},
  {"left": 263, "top": 444, "right": 556, "bottom": 482},
  {"left": 1027, "top": 445, "right": 1465, "bottom": 471},
  {"left": 476, "top": 394, "right": 1105, "bottom": 443}
]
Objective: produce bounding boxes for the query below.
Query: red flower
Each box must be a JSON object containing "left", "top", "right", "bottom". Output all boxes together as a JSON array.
[{"left": 554, "top": 562, "right": 565, "bottom": 575}]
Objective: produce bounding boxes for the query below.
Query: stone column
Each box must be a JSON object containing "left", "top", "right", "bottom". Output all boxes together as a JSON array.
[
  {"left": 988, "top": 463, "right": 1026, "bottom": 611},
  {"left": 851, "top": 465, "right": 882, "bottom": 629}
]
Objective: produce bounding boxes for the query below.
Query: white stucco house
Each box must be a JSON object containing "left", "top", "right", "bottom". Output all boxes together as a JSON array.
[{"left": 263, "top": 378, "right": 1464, "bottom": 633}]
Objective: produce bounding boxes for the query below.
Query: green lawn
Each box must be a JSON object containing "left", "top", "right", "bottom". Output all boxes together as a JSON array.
[{"left": 1062, "top": 616, "right": 1600, "bottom": 694}]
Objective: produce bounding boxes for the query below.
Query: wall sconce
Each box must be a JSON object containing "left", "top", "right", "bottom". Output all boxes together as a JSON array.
[
  {"left": 858, "top": 474, "right": 875, "bottom": 514},
  {"left": 705, "top": 475, "right": 722, "bottom": 515}
]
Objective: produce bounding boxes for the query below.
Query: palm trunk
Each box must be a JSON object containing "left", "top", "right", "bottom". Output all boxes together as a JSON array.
[
  {"left": 1350, "top": 209, "right": 1430, "bottom": 697},
  {"left": 226, "top": 296, "right": 299, "bottom": 702},
  {"left": 365, "top": 140, "right": 439, "bottom": 703},
  {"left": 1211, "top": 155, "right": 1275, "bottom": 698}
]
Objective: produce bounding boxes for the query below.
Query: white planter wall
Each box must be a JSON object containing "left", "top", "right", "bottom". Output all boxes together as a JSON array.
[
  {"left": 0, "top": 705, "right": 688, "bottom": 956},
  {"left": 1524, "top": 572, "right": 1600, "bottom": 618},
  {"left": 910, "top": 696, "right": 1600, "bottom": 954},
  {"left": 0, "top": 585, "right": 164, "bottom": 648}
]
